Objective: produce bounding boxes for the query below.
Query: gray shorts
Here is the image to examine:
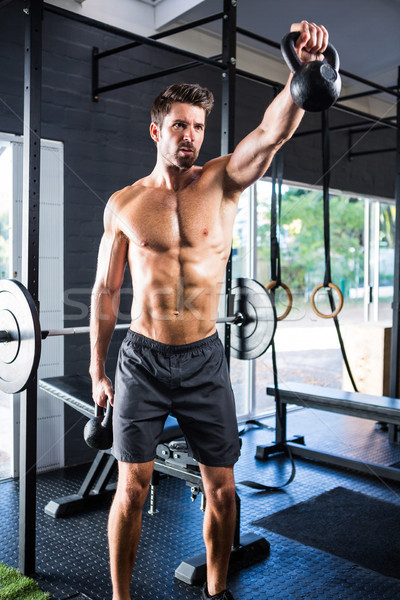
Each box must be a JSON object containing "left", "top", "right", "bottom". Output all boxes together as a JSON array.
[{"left": 112, "top": 330, "right": 241, "bottom": 467}]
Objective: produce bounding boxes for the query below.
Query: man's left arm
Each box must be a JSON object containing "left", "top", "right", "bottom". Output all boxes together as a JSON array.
[{"left": 224, "top": 21, "right": 328, "bottom": 193}]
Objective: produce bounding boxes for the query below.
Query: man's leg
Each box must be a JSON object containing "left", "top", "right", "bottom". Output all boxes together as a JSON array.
[
  {"left": 199, "top": 463, "right": 236, "bottom": 596},
  {"left": 108, "top": 460, "right": 155, "bottom": 600}
]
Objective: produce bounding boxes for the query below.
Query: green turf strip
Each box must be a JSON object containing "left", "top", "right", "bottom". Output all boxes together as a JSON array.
[{"left": 0, "top": 562, "right": 50, "bottom": 600}]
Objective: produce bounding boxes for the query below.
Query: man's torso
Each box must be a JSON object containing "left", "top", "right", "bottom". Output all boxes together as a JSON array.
[{"left": 114, "top": 158, "right": 240, "bottom": 344}]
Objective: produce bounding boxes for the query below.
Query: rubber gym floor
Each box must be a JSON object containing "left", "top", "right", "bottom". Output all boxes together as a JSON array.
[{"left": 1, "top": 408, "right": 400, "bottom": 600}]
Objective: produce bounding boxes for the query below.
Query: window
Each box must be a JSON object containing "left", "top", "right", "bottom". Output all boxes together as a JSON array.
[{"left": 230, "top": 178, "right": 394, "bottom": 420}]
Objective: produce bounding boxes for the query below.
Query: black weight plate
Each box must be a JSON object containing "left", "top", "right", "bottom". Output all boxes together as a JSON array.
[
  {"left": 0, "top": 279, "right": 41, "bottom": 394},
  {"left": 231, "top": 278, "right": 277, "bottom": 360}
]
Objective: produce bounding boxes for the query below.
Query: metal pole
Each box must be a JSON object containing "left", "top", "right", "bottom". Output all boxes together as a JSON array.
[
  {"left": 236, "top": 68, "right": 284, "bottom": 92},
  {"left": 389, "top": 66, "right": 400, "bottom": 417},
  {"left": 236, "top": 27, "right": 280, "bottom": 50},
  {"left": 221, "top": 0, "right": 237, "bottom": 366},
  {"left": 294, "top": 122, "right": 396, "bottom": 139},
  {"left": 92, "top": 46, "right": 99, "bottom": 102},
  {"left": 233, "top": 491, "right": 241, "bottom": 549},
  {"left": 333, "top": 102, "right": 399, "bottom": 127},
  {"left": 94, "top": 55, "right": 222, "bottom": 98},
  {"left": 349, "top": 148, "right": 396, "bottom": 159},
  {"left": 19, "top": 0, "right": 42, "bottom": 575},
  {"left": 339, "top": 68, "right": 400, "bottom": 99},
  {"left": 95, "top": 12, "right": 225, "bottom": 60}
]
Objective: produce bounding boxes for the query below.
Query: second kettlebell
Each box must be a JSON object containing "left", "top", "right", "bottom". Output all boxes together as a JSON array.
[{"left": 84, "top": 401, "right": 113, "bottom": 450}]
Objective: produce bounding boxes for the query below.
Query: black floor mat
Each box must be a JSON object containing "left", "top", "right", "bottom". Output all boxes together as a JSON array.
[
  {"left": 4, "top": 413, "right": 400, "bottom": 599},
  {"left": 253, "top": 485, "right": 400, "bottom": 579}
]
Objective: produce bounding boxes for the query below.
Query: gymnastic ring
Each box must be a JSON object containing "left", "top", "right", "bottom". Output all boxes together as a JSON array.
[
  {"left": 310, "top": 282, "right": 344, "bottom": 319},
  {"left": 265, "top": 281, "right": 293, "bottom": 321}
]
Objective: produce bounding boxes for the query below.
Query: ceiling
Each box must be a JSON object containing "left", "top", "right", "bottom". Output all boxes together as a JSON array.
[{"left": 176, "top": 0, "right": 400, "bottom": 85}]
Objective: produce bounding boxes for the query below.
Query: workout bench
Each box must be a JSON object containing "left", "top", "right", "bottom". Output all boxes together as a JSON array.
[
  {"left": 39, "top": 375, "right": 269, "bottom": 585},
  {"left": 258, "top": 381, "right": 400, "bottom": 482}
]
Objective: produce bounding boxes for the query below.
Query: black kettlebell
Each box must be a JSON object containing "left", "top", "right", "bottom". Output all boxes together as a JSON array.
[
  {"left": 84, "top": 401, "right": 113, "bottom": 450},
  {"left": 281, "top": 31, "right": 341, "bottom": 112}
]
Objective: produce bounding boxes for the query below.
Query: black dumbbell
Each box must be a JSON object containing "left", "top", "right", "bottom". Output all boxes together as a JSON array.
[{"left": 84, "top": 401, "right": 113, "bottom": 450}]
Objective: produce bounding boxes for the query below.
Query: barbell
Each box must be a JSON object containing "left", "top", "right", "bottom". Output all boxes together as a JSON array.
[{"left": 0, "top": 277, "right": 277, "bottom": 395}]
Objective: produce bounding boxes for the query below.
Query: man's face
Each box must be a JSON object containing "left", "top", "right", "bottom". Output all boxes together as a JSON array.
[{"left": 152, "top": 102, "right": 206, "bottom": 170}]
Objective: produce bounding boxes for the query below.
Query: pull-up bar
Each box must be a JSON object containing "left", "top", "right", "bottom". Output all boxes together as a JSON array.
[
  {"left": 92, "top": 53, "right": 222, "bottom": 97},
  {"left": 95, "top": 12, "right": 225, "bottom": 61}
]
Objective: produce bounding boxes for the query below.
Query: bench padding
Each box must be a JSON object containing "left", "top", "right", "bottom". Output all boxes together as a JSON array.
[{"left": 267, "top": 382, "right": 400, "bottom": 425}]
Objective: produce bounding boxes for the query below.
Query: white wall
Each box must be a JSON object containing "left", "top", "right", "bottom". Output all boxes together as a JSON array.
[{"left": 11, "top": 137, "right": 65, "bottom": 475}]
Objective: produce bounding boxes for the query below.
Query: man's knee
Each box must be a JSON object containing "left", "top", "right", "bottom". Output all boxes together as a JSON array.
[
  {"left": 114, "top": 462, "right": 153, "bottom": 514},
  {"left": 115, "top": 479, "right": 149, "bottom": 513},
  {"left": 202, "top": 473, "right": 236, "bottom": 514},
  {"left": 210, "top": 481, "right": 236, "bottom": 506}
]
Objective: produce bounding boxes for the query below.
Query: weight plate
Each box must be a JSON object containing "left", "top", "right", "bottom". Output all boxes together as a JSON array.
[
  {"left": 231, "top": 278, "right": 277, "bottom": 360},
  {"left": 0, "top": 279, "right": 41, "bottom": 394}
]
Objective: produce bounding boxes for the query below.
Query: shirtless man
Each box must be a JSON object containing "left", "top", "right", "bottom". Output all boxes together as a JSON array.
[{"left": 89, "top": 20, "right": 329, "bottom": 600}]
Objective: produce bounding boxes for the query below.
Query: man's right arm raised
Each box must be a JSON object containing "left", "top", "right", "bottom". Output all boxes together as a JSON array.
[{"left": 89, "top": 194, "right": 128, "bottom": 407}]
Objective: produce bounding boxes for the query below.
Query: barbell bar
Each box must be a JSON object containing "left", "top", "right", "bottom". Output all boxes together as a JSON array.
[
  {"left": 1, "top": 313, "right": 247, "bottom": 341},
  {"left": 0, "top": 330, "right": 11, "bottom": 343},
  {"left": 39, "top": 315, "right": 244, "bottom": 339},
  {"left": 0, "top": 277, "right": 277, "bottom": 394}
]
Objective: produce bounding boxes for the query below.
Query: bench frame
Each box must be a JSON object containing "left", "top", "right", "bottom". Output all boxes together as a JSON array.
[{"left": 257, "top": 382, "right": 400, "bottom": 482}]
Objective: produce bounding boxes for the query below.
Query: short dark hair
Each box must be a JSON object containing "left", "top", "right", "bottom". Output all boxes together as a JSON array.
[{"left": 151, "top": 82, "right": 214, "bottom": 126}]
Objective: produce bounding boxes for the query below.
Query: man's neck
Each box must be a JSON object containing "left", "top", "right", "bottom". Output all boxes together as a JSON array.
[{"left": 150, "top": 162, "right": 198, "bottom": 191}]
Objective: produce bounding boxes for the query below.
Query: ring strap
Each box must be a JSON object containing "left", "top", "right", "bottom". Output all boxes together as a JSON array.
[
  {"left": 238, "top": 419, "right": 275, "bottom": 437},
  {"left": 322, "top": 110, "right": 332, "bottom": 288},
  {"left": 270, "top": 148, "right": 284, "bottom": 286},
  {"left": 269, "top": 142, "right": 292, "bottom": 319},
  {"left": 238, "top": 445, "right": 296, "bottom": 491},
  {"left": 319, "top": 110, "right": 358, "bottom": 391}
]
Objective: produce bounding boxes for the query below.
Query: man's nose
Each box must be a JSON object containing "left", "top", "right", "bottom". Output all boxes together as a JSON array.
[{"left": 183, "top": 127, "right": 194, "bottom": 141}]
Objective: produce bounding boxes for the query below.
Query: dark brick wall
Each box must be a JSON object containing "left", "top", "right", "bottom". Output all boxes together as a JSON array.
[{"left": 0, "top": 2, "right": 396, "bottom": 464}]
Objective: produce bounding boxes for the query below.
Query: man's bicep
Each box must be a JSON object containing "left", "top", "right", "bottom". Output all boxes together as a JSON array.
[{"left": 95, "top": 230, "right": 128, "bottom": 293}]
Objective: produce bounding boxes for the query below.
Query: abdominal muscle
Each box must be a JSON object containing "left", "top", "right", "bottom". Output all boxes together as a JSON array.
[{"left": 127, "top": 243, "right": 228, "bottom": 345}]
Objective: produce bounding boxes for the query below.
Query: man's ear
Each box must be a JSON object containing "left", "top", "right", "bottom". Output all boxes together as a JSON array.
[{"left": 150, "top": 122, "right": 160, "bottom": 143}]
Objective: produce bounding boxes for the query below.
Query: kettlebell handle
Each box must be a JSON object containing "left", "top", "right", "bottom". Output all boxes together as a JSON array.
[
  {"left": 281, "top": 31, "right": 340, "bottom": 74},
  {"left": 95, "top": 400, "right": 113, "bottom": 429}
]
